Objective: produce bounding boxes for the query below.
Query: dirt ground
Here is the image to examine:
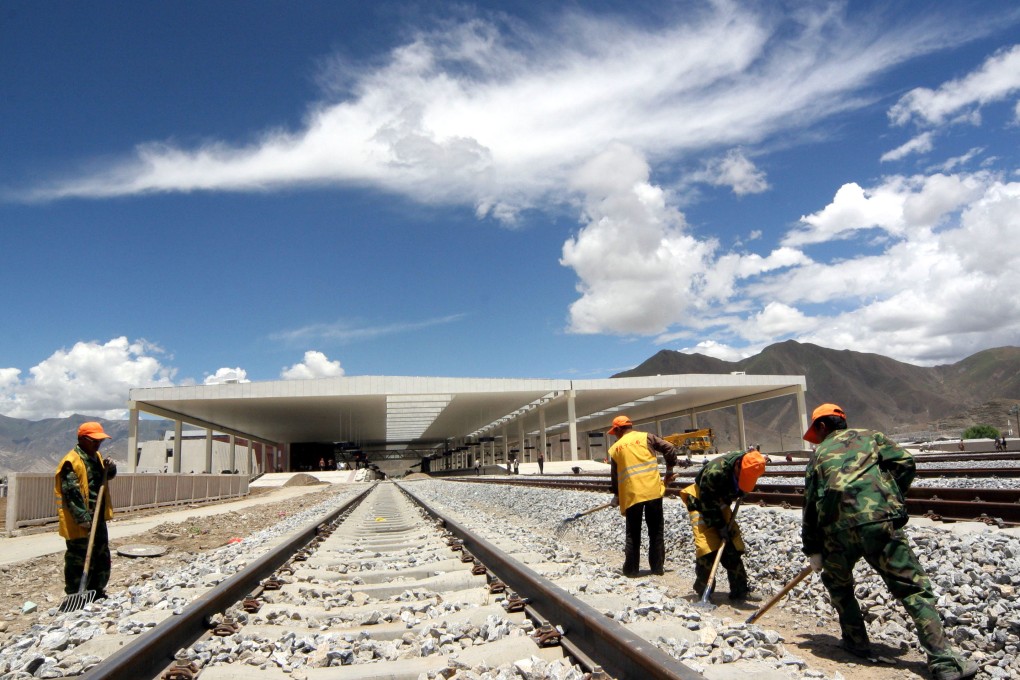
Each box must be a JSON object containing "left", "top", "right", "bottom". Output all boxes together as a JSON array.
[
  {"left": 0, "top": 486, "right": 931, "bottom": 679},
  {"left": 0, "top": 483, "right": 346, "bottom": 639},
  {"left": 565, "top": 542, "right": 932, "bottom": 680}
]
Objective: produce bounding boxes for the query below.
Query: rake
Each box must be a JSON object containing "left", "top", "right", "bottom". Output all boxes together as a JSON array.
[{"left": 554, "top": 501, "right": 614, "bottom": 536}]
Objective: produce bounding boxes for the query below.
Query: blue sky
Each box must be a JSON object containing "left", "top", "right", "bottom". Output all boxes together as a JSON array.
[{"left": 3, "top": 1, "right": 1020, "bottom": 420}]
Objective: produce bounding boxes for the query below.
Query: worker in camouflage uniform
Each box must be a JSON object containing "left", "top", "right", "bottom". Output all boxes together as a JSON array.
[
  {"left": 802, "top": 404, "right": 977, "bottom": 680},
  {"left": 679, "top": 447, "right": 766, "bottom": 600},
  {"left": 55, "top": 422, "right": 118, "bottom": 599}
]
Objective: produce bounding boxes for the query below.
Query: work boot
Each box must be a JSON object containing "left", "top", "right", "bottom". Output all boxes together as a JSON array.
[
  {"left": 839, "top": 639, "right": 873, "bottom": 659},
  {"left": 729, "top": 591, "right": 763, "bottom": 602},
  {"left": 932, "top": 659, "right": 979, "bottom": 680}
]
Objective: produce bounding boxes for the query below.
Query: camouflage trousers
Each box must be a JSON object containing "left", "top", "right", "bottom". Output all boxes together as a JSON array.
[
  {"left": 694, "top": 540, "right": 749, "bottom": 597},
  {"left": 63, "top": 521, "right": 111, "bottom": 596},
  {"left": 820, "top": 521, "right": 966, "bottom": 676}
]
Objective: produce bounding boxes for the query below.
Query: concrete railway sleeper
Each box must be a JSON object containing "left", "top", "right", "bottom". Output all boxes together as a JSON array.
[{"left": 71, "top": 482, "right": 701, "bottom": 680}]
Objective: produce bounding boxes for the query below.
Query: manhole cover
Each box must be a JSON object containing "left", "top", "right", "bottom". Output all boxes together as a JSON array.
[{"left": 117, "top": 544, "right": 168, "bottom": 558}]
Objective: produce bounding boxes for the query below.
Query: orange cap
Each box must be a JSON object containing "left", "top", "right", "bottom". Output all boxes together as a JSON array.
[
  {"left": 77, "top": 422, "right": 111, "bottom": 440},
  {"left": 802, "top": 403, "right": 846, "bottom": 444},
  {"left": 608, "top": 415, "right": 633, "bottom": 436},
  {"left": 738, "top": 450, "right": 766, "bottom": 492}
]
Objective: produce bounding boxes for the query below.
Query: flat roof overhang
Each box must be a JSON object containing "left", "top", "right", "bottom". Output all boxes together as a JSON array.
[{"left": 129, "top": 374, "right": 807, "bottom": 451}]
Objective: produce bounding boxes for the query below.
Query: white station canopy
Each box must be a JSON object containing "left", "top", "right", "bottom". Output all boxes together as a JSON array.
[{"left": 129, "top": 373, "right": 807, "bottom": 451}]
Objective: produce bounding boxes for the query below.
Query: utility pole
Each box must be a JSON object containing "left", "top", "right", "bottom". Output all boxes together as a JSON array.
[{"left": 1009, "top": 405, "right": 1020, "bottom": 448}]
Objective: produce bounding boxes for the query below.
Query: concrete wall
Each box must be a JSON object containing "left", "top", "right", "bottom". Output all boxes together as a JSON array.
[{"left": 137, "top": 440, "right": 256, "bottom": 474}]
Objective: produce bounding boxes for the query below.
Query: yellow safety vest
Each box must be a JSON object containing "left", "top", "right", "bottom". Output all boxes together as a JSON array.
[
  {"left": 679, "top": 483, "right": 745, "bottom": 557},
  {"left": 55, "top": 449, "right": 113, "bottom": 540},
  {"left": 609, "top": 430, "right": 665, "bottom": 514}
]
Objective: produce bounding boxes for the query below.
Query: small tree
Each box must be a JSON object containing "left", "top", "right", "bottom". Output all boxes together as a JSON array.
[{"left": 962, "top": 424, "right": 1000, "bottom": 440}]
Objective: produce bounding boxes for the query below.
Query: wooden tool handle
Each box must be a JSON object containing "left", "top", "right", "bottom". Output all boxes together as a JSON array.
[
  {"left": 77, "top": 466, "right": 109, "bottom": 595},
  {"left": 700, "top": 498, "right": 742, "bottom": 602},
  {"left": 745, "top": 565, "right": 813, "bottom": 624}
]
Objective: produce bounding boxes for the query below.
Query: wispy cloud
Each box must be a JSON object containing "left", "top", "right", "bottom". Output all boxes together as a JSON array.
[
  {"left": 271, "top": 314, "right": 467, "bottom": 345},
  {"left": 881, "top": 132, "right": 934, "bottom": 162},
  {"left": 21, "top": 3, "right": 968, "bottom": 222},
  {"left": 889, "top": 44, "right": 1020, "bottom": 128}
]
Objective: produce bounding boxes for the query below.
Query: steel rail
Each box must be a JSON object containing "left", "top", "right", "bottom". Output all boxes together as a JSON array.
[
  {"left": 78, "top": 484, "right": 374, "bottom": 680},
  {"left": 452, "top": 477, "right": 1020, "bottom": 526},
  {"left": 526, "top": 464, "right": 1020, "bottom": 479},
  {"left": 398, "top": 482, "right": 703, "bottom": 680}
]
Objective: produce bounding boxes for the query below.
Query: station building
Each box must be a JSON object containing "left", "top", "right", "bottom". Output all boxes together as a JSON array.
[{"left": 126, "top": 373, "right": 810, "bottom": 478}]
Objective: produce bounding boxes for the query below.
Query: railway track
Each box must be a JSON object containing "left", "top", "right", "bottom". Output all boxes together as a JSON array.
[
  {"left": 455, "top": 476, "right": 1020, "bottom": 527},
  {"left": 68, "top": 482, "right": 700, "bottom": 680}
]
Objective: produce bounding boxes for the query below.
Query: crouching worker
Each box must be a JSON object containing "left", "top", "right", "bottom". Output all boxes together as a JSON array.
[
  {"left": 802, "top": 403, "right": 977, "bottom": 680},
  {"left": 679, "top": 448, "right": 766, "bottom": 601}
]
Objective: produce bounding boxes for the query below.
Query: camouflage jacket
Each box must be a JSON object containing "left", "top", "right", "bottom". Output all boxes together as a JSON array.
[
  {"left": 691, "top": 450, "right": 744, "bottom": 530},
  {"left": 802, "top": 428, "right": 914, "bottom": 554},
  {"left": 58, "top": 446, "right": 107, "bottom": 526}
]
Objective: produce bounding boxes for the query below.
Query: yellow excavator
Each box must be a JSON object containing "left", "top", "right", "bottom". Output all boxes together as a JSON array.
[{"left": 664, "top": 428, "right": 716, "bottom": 462}]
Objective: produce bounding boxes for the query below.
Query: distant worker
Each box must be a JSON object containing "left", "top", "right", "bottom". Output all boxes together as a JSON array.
[
  {"left": 474, "top": 458, "right": 481, "bottom": 475},
  {"left": 319, "top": 457, "right": 326, "bottom": 471},
  {"left": 537, "top": 450, "right": 545, "bottom": 474},
  {"left": 680, "top": 446, "right": 766, "bottom": 600},
  {"left": 55, "top": 422, "right": 118, "bottom": 600},
  {"left": 513, "top": 457, "right": 520, "bottom": 475},
  {"left": 608, "top": 415, "right": 685, "bottom": 577},
  {"left": 802, "top": 404, "right": 977, "bottom": 680}
]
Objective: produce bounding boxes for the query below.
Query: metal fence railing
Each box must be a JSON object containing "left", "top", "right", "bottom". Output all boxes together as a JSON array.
[{"left": 5, "top": 473, "right": 249, "bottom": 536}]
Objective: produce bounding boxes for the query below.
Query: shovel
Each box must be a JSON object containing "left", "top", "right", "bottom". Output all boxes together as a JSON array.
[
  {"left": 745, "top": 564, "right": 813, "bottom": 624},
  {"left": 554, "top": 501, "right": 614, "bottom": 536},
  {"left": 59, "top": 466, "right": 108, "bottom": 613},
  {"left": 693, "top": 498, "right": 741, "bottom": 610}
]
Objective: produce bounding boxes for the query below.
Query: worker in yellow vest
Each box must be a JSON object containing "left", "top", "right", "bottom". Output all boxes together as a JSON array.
[
  {"left": 55, "top": 422, "right": 118, "bottom": 599},
  {"left": 608, "top": 415, "right": 686, "bottom": 576}
]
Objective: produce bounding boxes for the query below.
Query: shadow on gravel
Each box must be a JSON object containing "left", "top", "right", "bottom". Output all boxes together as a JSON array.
[{"left": 796, "top": 633, "right": 928, "bottom": 677}]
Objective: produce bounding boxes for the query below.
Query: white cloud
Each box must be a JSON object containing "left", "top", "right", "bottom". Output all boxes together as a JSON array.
[
  {"left": 675, "top": 340, "right": 757, "bottom": 363},
  {"left": 782, "top": 173, "right": 987, "bottom": 247},
  {"left": 203, "top": 367, "right": 249, "bottom": 385},
  {"left": 281, "top": 351, "right": 345, "bottom": 380},
  {"left": 746, "top": 302, "right": 813, "bottom": 339},
  {"left": 755, "top": 173, "right": 1020, "bottom": 364},
  {"left": 889, "top": 44, "right": 1020, "bottom": 127},
  {"left": 560, "top": 144, "right": 806, "bottom": 337},
  {"left": 929, "top": 147, "right": 984, "bottom": 173},
  {"left": 566, "top": 159, "right": 1020, "bottom": 366},
  {"left": 25, "top": 4, "right": 966, "bottom": 223},
  {"left": 271, "top": 314, "right": 465, "bottom": 346},
  {"left": 880, "top": 132, "right": 934, "bottom": 162},
  {"left": 691, "top": 149, "right": 769, "bottom": 195},
  {"left": 0, "top": 338, "right": 176, "bottom": 420},
  {"left": 560, "top": 144, "right": 715, "bottom": 335}
]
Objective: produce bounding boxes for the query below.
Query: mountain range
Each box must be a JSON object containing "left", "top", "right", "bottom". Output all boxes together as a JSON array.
[
  {"left": 0, "top": 414, "right": 169, "bottom": 476},
  {"left": 613, "top": 340, "right": 1020, "bottom": 451},
  {"left": 2, "top": 341, "right": 1019, "bottom": 474}
]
